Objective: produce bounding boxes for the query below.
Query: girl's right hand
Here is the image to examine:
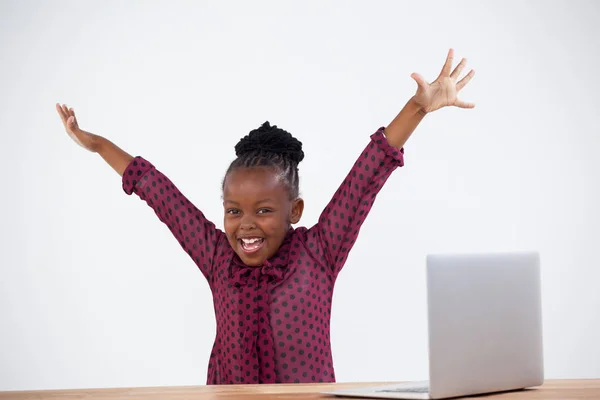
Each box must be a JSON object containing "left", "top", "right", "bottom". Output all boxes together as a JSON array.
[{"left": 56, "top": 103, "right": 99, "bottom": 152}]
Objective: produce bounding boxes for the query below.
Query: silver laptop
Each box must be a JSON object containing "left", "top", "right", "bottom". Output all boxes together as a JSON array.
[{"left": 324, "top": 251, "right": 544, "bottom": 399}]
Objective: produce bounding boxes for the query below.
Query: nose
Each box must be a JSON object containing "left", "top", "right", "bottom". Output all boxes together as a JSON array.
[{"left": 240, "top": 214, "right": 257, "bottom": 230}]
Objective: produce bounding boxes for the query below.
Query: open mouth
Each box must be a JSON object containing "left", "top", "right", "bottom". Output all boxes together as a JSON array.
[{"left": 238, "top": 237, "right": 265, "bottom": 254}]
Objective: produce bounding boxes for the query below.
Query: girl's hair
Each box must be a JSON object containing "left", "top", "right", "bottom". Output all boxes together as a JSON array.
[{"left": 223, "top": 121, "right": 304, "bottom": 199}]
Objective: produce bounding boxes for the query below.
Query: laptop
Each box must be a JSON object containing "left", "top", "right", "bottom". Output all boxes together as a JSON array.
[{"left": 324, "top": 251, "right": 544, "bottom": 399}]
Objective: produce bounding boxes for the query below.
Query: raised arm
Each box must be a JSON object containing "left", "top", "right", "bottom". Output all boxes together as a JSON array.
[
  {"left": 121, "top": 157, "right": 225, "bottom": 281},
  {"left": 56, "top": 103, "right": 134, "bottom": 175},
  {"left": 56, "top": 104, "right": 224, "bottom": 281},
  {"left": 305, "top": 127, "right": 404, "bottom": 277},
  {"left": 305, "top": 48, "right": 475, "bottom": 277}
]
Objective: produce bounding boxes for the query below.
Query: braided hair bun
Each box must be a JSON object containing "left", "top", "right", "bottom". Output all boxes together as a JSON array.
[{"left": 235, "top": 121, "right": 304, "bottom": 164}]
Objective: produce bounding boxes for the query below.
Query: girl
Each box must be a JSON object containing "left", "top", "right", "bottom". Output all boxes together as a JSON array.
[{"left": 56, "top": 49, "right": 474, "bottom": 385}]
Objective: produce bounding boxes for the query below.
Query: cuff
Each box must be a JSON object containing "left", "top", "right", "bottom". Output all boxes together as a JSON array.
[
  {"left": 122, "top": 156, "right": 155, "bottom": 195},
  {"left": 370, "top": 127, "right": 405, "bottom": 167}
]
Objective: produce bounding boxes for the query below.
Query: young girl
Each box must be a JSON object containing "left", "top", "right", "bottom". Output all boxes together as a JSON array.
[{"left": 56, "top": 49, "right": 474, "bottom": 385}]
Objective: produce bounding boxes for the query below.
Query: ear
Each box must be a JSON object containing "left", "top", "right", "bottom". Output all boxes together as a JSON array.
[{"left": 289, "top": 198, "right": 304, "bottom": 224}]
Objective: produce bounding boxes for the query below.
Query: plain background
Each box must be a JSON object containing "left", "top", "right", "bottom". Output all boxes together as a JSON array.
[{"left": 1, "top": 0, "right": 599, "bottom": 391}]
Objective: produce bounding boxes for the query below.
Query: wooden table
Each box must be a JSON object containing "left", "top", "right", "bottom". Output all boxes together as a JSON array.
[{"left": 0, "top": 380, "right": 598, "bottom": 399}]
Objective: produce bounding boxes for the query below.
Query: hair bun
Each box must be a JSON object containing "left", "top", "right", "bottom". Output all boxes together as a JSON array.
[{"left": 235, "top": 121, "right": 304, "bottom": 164}]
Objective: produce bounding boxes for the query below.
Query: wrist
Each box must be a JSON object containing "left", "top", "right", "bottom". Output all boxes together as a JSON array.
[
  {"left": 90, "top": 134, "right": 105, "bottom": 153},
  {"left": 408, "top": 96, "right": 428, "bottom": 117}
]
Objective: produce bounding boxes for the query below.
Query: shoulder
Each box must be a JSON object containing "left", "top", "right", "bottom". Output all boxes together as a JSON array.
[
  {"left": 290, "top": 226, "right": 330, "bottom": 268},
  {"left": 290, "top": 226, "right": 310, "bottom": 243},
  {"left": 289, "top": 226, "right": 318, "bottom": 254}
]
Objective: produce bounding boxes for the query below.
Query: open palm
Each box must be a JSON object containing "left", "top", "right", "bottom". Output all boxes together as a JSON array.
[
  {"left": 411, "top": 49, "right": 475, "bottom": 113},
  {"left": 56, "top": 103, "right": 98, "bottom": 152}
]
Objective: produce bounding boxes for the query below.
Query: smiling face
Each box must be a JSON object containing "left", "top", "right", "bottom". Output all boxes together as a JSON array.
[{"left": 223, "top": 166, "right": 304, "bottom": 267}]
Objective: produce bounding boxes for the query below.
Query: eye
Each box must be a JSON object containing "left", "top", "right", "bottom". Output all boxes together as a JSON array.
[
  {"left": 257, "top": 208, "right": 272, "bottom": 214},
  {"left": 226, "top": 208, "right": 240, "bottom": 215}
]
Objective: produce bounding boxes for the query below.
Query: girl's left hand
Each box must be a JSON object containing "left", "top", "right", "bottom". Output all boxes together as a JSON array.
[{"left": 410, "top": 49, "right": 475, "bottom": 113}]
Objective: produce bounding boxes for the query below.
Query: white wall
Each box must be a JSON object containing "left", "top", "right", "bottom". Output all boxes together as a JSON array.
[{"left": 1, "top": 0, "right": 599, "bottom": 391}]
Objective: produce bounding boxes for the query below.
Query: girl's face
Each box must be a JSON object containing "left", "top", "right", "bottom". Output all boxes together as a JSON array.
[{"left": 222, "top": 167, "right": 303, "bottom": 267}]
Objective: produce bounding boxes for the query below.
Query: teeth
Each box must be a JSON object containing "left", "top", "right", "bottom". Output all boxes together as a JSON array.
[{"left": 241, "top": 238, "right": 262, "bottom": 244}]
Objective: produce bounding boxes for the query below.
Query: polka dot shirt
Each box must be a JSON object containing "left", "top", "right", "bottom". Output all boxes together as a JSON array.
[{"left": 122, "top": 127, "right": 404, "bottom": 384}]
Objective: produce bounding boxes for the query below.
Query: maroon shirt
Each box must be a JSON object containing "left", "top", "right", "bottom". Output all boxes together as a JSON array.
[{"left": 122, "top": 127, "right": 404, "bottom": 384}]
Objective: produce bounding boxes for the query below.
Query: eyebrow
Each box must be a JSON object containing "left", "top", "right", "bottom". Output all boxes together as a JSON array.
[{"left": 224, "top": 199, "right": 274, "bottom": 205}]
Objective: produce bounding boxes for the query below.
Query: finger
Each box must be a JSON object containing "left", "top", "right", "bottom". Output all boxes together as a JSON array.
[
  {"left": 70, "top": 112, "right": 79, "bottom": 130},
  {"left": 63, "top": 104, "right": 72, "bottom": 127},
  {"left": 438, "top": 48, "right": 454, "bottom": 78},
  {"left": 62, "top": 104, "right": 76, "bottom": 126},
  {"left": 450, "top": 58, "right": 467, "bottom": 80},
  {"left": 455, "top": 99, "right": 475, "bottom": 109},
  {"left": 456, "top": 69, "right": 475, "bottom": 91},
  {"left": 410, "top": 72, "right": 428, "bottom": 89},
  {"left": 61, "top": 104, "right": 71, "bottom": 120},
  {"left": 56, "top": 103, "right": 67, "bottom": 123}
]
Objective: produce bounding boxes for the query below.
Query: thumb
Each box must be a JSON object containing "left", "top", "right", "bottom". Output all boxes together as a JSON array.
[
  {"left": 410, "top": 73, "right": 428, "bottom": 89},
  {"left": 67, "top": 116, "right": 78, "bottom": 130},
  {"left": 455, "top": 99, "right": 475, "bottom": 109}
]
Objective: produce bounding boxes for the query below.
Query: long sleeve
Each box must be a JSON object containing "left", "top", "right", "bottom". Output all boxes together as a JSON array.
[
  {"left": 122, "top": 157, "right": 225, "bottom": 281},
  {"left": 306, "top": 127, "right": 404, "bottom": 277}
]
